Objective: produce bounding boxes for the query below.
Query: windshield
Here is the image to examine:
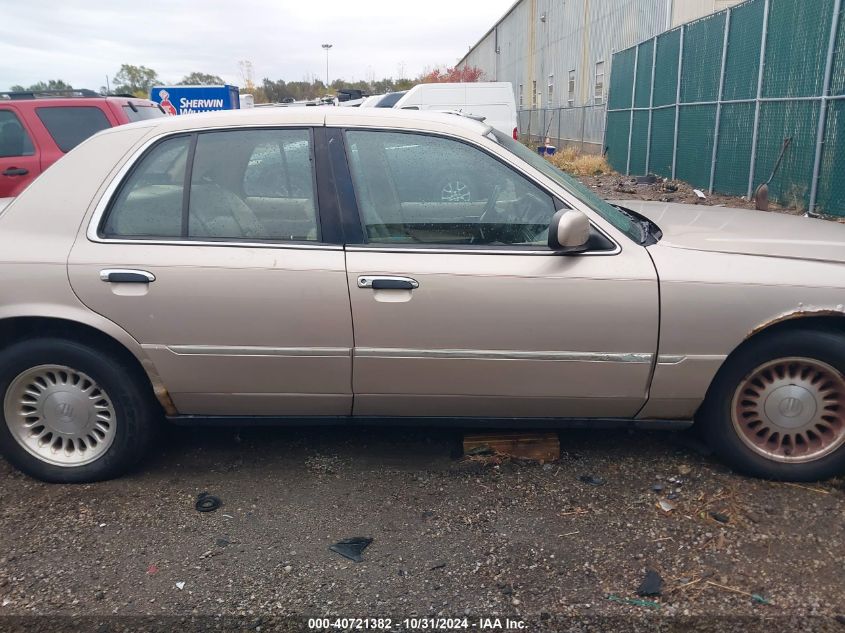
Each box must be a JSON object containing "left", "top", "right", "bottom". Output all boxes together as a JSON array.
[
  {"left": 491, "top": 129, "right": 642, "bottom": 243},
  {"left": 376, "top": 92, "right": 406, "bottom": 108}
]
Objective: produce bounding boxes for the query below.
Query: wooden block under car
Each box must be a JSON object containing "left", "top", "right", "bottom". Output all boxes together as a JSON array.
[{"left": 463, "top": 432, "right": 560, "bottom": 462}]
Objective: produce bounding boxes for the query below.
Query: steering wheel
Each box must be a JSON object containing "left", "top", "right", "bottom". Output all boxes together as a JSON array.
[{"left": 476, "top": 184, "right": 502, "bottom": 243}]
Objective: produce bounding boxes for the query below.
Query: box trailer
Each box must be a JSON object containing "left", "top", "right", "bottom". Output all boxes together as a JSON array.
[{"left": 149, "top": 85, "right": 240, "bottom": 115}]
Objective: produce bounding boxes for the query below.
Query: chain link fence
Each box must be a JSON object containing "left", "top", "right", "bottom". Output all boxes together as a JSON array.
[
  {"left": 518, "top": 105, "right": 607, "bottom": 154},
  {"left": 605, "top": 0, "right": 845, "bottom": 216}
]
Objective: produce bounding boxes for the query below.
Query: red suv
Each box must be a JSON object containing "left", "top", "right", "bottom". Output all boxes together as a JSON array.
[{"left": 0, "top": 89, "right": 166, "bottom": 197}]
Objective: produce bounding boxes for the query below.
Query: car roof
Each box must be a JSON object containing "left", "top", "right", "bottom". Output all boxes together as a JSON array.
[
  {"left": 117, "top": 105, "right": 493, "bottom": 137},
  {"left": 0, "top": 96, "right": 158, "bottom": 108}
]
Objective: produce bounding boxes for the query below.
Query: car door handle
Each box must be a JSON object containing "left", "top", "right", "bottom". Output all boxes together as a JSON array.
[
  {"left": 100, "top": 269, "right": 156, "bottom": 283},
  {"left": 2, "top": 167, "right": 28, "bottom": 176},
  {"left": 357, "top": 275, "right": 419, "bottom": 290}
]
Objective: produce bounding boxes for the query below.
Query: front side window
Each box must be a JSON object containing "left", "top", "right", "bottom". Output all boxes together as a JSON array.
[
  {"left": 345, "top": 130, "right": 558, "bottom": 247},
  {"left": 36, "top": 106, "right": 111, "bottom": 152},
  {"left": 491, "top": 128, "right": 639, "bottom": 243},
  {"left": 103, "top": 128, "right": 319, "bottom": 241},
  {"left": 0, "top": 110, "right": 35, "bottom": 157}
]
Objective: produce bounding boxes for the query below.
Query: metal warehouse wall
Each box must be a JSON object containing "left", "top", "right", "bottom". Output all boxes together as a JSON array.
[
  {"left": 605, "top": 0, "right": 845, "bottom": 216},
  {"left": 458, "top": 0, "right": 742, "bottom": 151}
]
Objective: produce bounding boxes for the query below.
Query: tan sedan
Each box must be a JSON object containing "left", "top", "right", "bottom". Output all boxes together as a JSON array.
[{"left": 0, "top": 108, "right": 843, "bottom": 483}]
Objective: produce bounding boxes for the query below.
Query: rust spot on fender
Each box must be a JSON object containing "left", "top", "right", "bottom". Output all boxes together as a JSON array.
[
  {"left": 748, "top": 308, "right": 845, "bottom": 339},
  {"left": 141, "top": 358, "right": 178, "bottom": 416}
]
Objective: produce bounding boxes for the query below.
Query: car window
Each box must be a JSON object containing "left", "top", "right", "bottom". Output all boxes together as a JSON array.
[
  {"left": 102, "top": 135, "right": 189, "bottom": 237},
  {"left": 189, "top": 129, "right": 318, "bottom": 241},
  {"left": 375, "top": 92, "right": 406, "bottom": 107},
  {"left": 35, "top": 106, "right": 112, "bottom": 152},
  {"left": 345, "top": 130, "right": 557, "bottom": 246},
  {"left": 122, "top": 105, "right": 166, "bottom": 122},
  {"left": 0, "top": 110, "right": 35, "bottom": 157},
  {"left": 103, "top": 128, "right": 319, "bottom": 242},
  {"left": 490, "top": 129, "right": 642, "bottom": 243}
]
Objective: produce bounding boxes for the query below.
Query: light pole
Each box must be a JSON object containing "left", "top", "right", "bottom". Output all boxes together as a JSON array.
[{"left": 321, "top": 43, "right": 333, "bottom": 90}]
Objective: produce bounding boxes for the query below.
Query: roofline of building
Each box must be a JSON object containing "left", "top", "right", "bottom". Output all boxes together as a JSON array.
[{"left": 456, "top": 0, "right": 524, "bottom": 67}]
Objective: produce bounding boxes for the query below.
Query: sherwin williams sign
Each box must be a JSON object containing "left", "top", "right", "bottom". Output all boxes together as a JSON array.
[{"left": 149, "top": 85, "right": 240, "bottom": 115}]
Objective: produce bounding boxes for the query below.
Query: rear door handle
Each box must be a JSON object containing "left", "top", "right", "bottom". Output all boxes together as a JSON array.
[
  {"left": 2, "top": 167, "right": 29, "bottom": 176},
  {"left": 100, "top": 269, "right": 156, "bottom": 283},
  {"left": 357, "top": 275, "right": 419, "bottom": 290}
]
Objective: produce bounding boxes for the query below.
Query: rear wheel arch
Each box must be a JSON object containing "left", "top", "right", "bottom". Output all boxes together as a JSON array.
[{"left": 0, "top": 316, "right": 163, "bottom": 413}]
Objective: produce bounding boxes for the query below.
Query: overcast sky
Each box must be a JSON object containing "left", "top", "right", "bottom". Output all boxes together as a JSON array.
[{"left": 0, "top": 0, "right": 513, "bottom": 91}]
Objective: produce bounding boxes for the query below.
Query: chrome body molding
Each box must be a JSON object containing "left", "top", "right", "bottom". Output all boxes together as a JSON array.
[
  {"left": 656, "top": 354, "right": 727, "bottom": 365},
  {"left": 354, "top": 348, "right": 654, "bottom": 363},
  {"left": 165, "top": 345, "right": 351, "bottom": 357}
]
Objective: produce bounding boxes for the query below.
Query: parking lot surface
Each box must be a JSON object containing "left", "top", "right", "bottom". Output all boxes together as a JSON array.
[{"left": 0, "top": 425, "right": 843, "bottom": 632}]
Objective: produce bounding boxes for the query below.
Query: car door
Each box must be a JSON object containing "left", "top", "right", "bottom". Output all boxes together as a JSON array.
[
  {"left": 338, "top": 127, "right": 659, "bottom": 418},
  {"left": 0, "top": 107, "right": 41, "bottom": 197},
  {"left": 68, "top": 126, "right": 353, "bottom": 416}
]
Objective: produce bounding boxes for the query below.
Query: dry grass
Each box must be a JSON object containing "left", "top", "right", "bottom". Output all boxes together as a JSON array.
[{"left": 544, "top": 145, "right": 612, "bottom": 177}]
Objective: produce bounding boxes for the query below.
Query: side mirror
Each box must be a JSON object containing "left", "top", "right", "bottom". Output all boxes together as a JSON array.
[{"left": 548, "top": 209, "right": 591, "bottom": 253}]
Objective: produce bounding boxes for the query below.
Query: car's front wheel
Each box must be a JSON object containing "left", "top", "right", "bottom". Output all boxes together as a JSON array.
[
  {"left": 0, "top": 338, "right": 157, "bottom": 483},
  {"left": 700, "top": 328, "right": 845, "bottom": 481}
]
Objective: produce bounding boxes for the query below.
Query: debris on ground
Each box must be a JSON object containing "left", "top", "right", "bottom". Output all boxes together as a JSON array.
[
  {"left": 636, "top": 570, "right": 663, "bottom": 597},
  {"left": 578, "top": 474, "right": 606, "bottom": 486},
  {"left": 146, "top": 564, "right": 158, "bottom": 575},
  {"left": 584, "top": 172, "right": 801, "bottom": 213},
  {"left": 463, "top": 432, "right": 560, "bottom": 462},
  {"left": 657, "top": 499, "right": 676, "bottom": 513},
  {"left": 693, "top": 189, "right": 707, "bottom": 200},
  {"left": 651, "top": 483, "right": 664, "bottom": 493},
  {"left": 429, "top": 562, "right": 447, "bottom": 571},
  {"left": 606, "top": 594, "right": 661, "bottom": 610},
  {"left": 330, "top": 537, "right": 373, "bottom": 562},
  {"left": 709, "top": 511, "right": 730, "bottom": 524},
  {"left": 704, "top": 580, "right": 773, "bottom": 605},
  {"left": 175, "top": 582, "right": 185, "bottom": 591},
  {"left": 195, "top": 492, "right": 222, "bottom": 513}
]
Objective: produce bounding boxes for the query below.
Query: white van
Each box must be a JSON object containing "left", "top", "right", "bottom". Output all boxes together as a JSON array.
[{"left": 393, "top": 82, "right": 518, "bottom": 139}]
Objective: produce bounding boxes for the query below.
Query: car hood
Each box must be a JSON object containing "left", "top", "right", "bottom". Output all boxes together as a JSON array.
[{"left": 612, "top": 200, "right": 845, "bottom": 264}]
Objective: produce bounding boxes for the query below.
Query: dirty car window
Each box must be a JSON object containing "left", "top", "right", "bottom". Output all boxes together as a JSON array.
[{"left": 491, "top": 129, "right": 641, "bottom": 243}]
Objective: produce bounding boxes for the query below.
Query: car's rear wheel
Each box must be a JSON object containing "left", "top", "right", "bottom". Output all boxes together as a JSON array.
[
  {"left": 0, "top": 338, "right": 157, "bottom": 483},
  {"left": 700, "top": 328, "right": 845, "bottom": 481}
]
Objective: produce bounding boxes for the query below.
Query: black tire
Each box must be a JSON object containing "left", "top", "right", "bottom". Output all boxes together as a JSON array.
[
  {"left": 699, "top": 328, "right": 845, "bottom": 481},
  {"left": 0, "top": 338, "right": 158, "bottom": 483}
]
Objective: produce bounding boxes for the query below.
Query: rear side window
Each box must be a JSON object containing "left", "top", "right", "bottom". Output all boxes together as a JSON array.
[
  {"left": 36, "top": 106, "right": 111, "bottom": 152},
  {"left": 122, "top": 105, "right": 166, "bottom": 122},
  {"left": 102, "top": 128, "right": 319, "bottom": 242},
  {"left": 0, "top": 110, "right": 35, "bottom": 157},
  {"left": 102, "top": 135, "right": 189, "bottom": 237}
]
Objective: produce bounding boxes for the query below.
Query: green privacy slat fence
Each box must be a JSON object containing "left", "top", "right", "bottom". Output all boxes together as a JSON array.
[{"left": 605, "top": 0, "right": 845, "bottom": 216}]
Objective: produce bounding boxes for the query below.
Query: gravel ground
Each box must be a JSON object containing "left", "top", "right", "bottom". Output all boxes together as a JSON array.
[
  {"left": 0, "top": 425, "right": 843, "bottom": 632},
  {"left": 580, "top": 173, "right": 845, "bottom": 222}
]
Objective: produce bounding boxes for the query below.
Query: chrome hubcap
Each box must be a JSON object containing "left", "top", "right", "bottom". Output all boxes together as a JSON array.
[
  {"left": 731, "top": 357, "right": 845, "bottom": 463},
  {"left": 441, "top": 180, "right": 471, "bottom": 202},
  {"left": 3, "top": 365, "right": 116, "bottom": 467}
]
